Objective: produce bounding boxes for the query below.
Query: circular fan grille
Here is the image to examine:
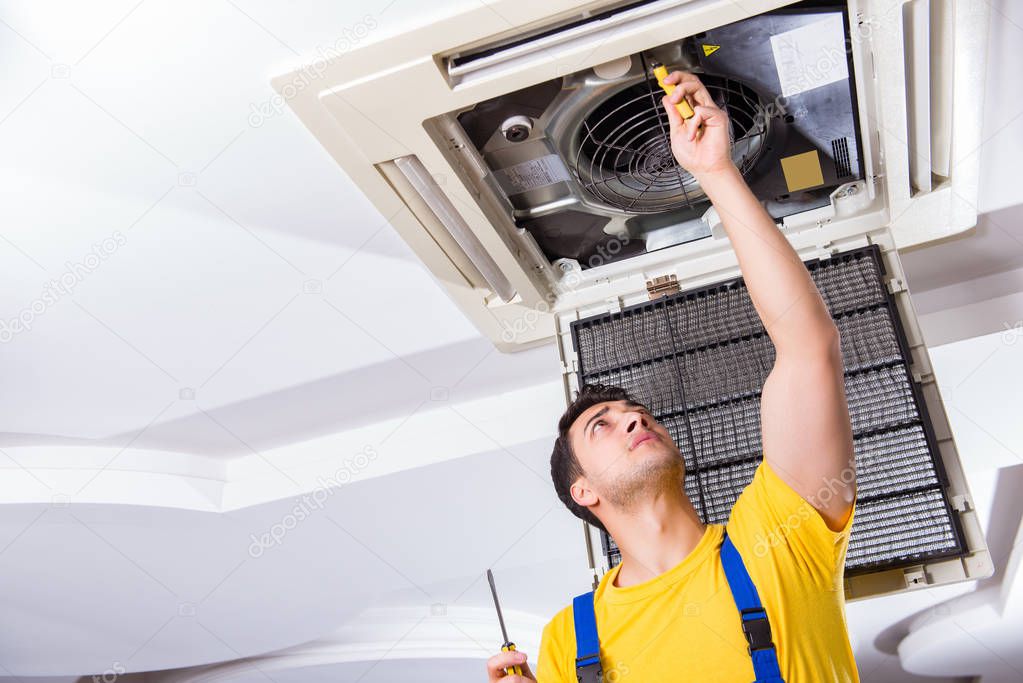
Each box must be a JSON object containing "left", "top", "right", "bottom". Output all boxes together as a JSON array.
[{"left": 571, "top": 74, "right": 769, "bottom": 214}]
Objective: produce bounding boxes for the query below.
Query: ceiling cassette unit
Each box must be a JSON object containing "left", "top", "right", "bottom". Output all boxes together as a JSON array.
[{"left": 276, "top": 0, "right": 991, "bottom": 599}]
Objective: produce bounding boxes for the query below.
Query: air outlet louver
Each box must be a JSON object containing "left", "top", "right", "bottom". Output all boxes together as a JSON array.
[{"left": 573, "top": 245, "right": 965, "bottom": 574}]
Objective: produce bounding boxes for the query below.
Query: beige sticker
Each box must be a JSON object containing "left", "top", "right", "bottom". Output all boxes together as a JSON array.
[{"left": 780, "top": 150, "right": 825, "bottom": 192}]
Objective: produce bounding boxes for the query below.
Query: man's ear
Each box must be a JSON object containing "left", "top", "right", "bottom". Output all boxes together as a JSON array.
[{"left": 570, "top": 477, "right": 599, "bottom": 508}]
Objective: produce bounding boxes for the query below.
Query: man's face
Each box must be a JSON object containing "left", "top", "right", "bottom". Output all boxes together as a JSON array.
[{"left": 568, "top": 400, "right": 685, "bottom": 510}]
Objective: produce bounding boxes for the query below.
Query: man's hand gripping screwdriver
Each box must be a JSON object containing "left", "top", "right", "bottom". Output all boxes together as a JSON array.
[
  {"left": 650, "top": 61, "right": 716, "bottom": 145},
  {"left": 651, "top": 62, "right": 695, "bottom": 120},
  {"left": 485, "top": 569, "right": 535, "bottom": 681}
]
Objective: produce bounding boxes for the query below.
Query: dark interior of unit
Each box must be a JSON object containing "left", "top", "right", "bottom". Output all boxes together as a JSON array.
[
  {"left": 570, "top": 245, "right": 966, "bottom": 574},
  {"left": 454, "top": 2, "right": 864, "bottom": 272}
]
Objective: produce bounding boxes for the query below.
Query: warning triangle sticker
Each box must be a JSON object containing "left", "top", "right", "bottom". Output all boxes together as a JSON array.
[{"left": 702, "top": 44, "right": 721, "bottom": 57}]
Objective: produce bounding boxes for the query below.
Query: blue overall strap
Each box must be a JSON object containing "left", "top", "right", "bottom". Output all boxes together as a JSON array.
[
  {"left": 720, "top": 533, "right": 785, "bottom": 683},
  {"left": 572, "top": 591, "right": 603, "bottom": 683}
]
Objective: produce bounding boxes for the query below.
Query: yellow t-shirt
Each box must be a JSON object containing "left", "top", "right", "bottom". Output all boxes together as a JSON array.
[{"left": 537, "top": 460, "right": 858, "bottom": 682}]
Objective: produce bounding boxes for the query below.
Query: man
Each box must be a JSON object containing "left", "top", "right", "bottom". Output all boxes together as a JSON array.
[{"left": 486, "top": 71, "right": 858, "bottom": 682}]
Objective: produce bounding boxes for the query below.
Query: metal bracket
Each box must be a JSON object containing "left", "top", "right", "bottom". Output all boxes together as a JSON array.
[
  {"left": 904, "top": 567, "right": 929, "bottom": 589},
  {"left": 951, "top": 494, "right": 971, "bottom": 512},
  {"left": 646, "top": 274, "right": 680, "bottom": 299},
  {"left": 887, "top": 277, "right": 907, "bottom": 294}
]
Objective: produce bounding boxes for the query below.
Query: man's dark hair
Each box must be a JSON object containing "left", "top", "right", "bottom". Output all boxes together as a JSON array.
[{"left": 550, "top": 383, "right": 645, "bottom": 535}]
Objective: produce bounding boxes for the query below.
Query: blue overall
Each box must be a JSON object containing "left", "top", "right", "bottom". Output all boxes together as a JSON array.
[{"left": 572, "top": 533, "right": 785, "bottom": 683}]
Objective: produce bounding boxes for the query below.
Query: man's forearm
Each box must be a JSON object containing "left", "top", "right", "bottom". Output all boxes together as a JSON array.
[
  {"left": 699, "top": 164, "right": 837, "bottom": 355},
  {"left": 661, "top": 72, "right": 855, "bottom": 528}
]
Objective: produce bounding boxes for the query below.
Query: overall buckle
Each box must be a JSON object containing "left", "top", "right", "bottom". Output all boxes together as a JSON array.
[
  {"left": 740, "top": 607, "right": 774, "bottom": 654},
  {"left": 575, "top": 653, "right": 603, "bottom": 683}
]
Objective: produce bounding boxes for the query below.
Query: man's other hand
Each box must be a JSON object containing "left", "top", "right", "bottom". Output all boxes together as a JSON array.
[{"left": 486, "top": 650, "right": 536, "bottom": 681}]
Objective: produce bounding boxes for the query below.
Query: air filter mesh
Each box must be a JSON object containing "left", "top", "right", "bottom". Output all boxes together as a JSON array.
[{"left": 570, "top": 246, "right": 964, "bottom": 574}]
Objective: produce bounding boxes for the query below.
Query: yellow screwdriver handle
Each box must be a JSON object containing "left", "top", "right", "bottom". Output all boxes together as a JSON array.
[
  {"left": 502, "top": 643, "right": 523, "bottom": 676},
  {"left": 653, "top": 64, "right": 695, "bottom": 120}
]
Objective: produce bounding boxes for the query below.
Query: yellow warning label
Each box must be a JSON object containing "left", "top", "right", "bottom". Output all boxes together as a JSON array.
[{"left": 702, "top": 44, "right": 721, "bottom": 57}]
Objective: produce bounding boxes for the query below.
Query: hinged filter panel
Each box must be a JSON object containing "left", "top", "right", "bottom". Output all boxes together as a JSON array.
[{"left": 556, "top": 239, "right": 990, "bottom": 599}]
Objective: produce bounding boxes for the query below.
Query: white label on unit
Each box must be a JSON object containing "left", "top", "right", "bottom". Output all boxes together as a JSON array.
[
  {"left": 494, "top": 154, "right": 572, "bottom": 195},
  {"left": 770, "top": 13, "right": 850, "bottom": 97}
]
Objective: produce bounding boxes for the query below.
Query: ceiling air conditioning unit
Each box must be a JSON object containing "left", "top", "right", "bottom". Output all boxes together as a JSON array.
[{"left": 275, "top": 0, "right": 991, "bottom": 599}]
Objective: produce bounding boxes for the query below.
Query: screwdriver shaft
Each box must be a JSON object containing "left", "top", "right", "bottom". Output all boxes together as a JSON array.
[{"left": 486, "top": 569, "right": 510, "bottom": 643}]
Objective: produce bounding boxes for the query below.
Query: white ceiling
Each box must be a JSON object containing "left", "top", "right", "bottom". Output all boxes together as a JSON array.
[{"left": 1, "top": 0, "right": 1022, "bottom": 681}]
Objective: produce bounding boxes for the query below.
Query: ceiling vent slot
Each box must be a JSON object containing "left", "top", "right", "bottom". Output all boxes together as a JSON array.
[
  {"left": 387, "top": 155, "right": 518, "bottom": 302},
  {"left": 442, "top": 0, "right": 731, "bottom": 86},
  {"left": 903, "top": 0, "right": 955, "bottom": 194},
  {"left": 447, "top": 0, "right": 663, "bottom": 75},
  {"left": 903, "top": 0, "right": 930, "bottom": 193}
]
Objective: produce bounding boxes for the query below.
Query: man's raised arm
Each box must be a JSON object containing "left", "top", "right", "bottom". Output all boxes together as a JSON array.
[{"left": 662, "top": 72, "right": 855, "bottom": 531}]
